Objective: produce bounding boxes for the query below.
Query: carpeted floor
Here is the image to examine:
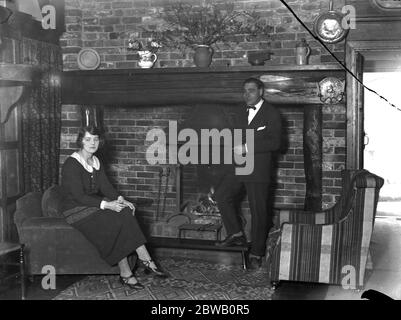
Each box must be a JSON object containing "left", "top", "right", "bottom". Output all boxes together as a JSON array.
[{"left": 53, "top": 257, "right": 274, "bottom": 300}]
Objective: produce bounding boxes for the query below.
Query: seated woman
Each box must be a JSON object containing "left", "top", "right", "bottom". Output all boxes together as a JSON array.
[{"left": 60, "top": 125, "right": 167, "bottom": 290}]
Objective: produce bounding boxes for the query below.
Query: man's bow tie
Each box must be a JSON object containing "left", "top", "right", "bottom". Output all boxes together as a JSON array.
[{"left": 246, "top": 105, "right": 256, "bottom": 111}]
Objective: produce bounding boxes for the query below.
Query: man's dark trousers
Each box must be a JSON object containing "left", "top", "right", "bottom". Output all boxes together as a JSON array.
[
  {"left": 215, "top": 173, "right": 272, "bottom": 256},
  {"left": 215, "top": 100, "right": 281, "bottom": 256}
]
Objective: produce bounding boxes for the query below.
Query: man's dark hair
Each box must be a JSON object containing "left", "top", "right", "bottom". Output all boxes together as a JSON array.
[
  {"left": 243, "top": 77, "right": 265, "bottom": 90},
  {"left": 76, "top": 125, "right": 105, "bottom": 149}
]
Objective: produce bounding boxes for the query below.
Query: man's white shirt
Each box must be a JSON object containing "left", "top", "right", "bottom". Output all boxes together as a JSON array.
[
  {"left": 244, "top": 99, "right": 264, "bottom": 153},
  {"left": 248, "top": 99, "right": 263, "bottom": 125}
]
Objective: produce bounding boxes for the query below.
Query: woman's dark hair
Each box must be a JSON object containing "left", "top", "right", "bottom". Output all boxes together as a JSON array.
[
  {"left": 76, "top": 126, "right": 105, "bottom": 149},
  {"left": 243, "top": 77, "right": 265, "bottom": 90}
]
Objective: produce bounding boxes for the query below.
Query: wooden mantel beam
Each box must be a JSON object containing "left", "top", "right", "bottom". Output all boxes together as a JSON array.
[{"left": 61, "top": 65, "right": 345, "bottom": 106}]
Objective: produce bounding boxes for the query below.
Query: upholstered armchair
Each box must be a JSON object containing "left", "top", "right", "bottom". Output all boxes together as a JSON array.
[
  {"left": 14, "top": 186, "right": 120, "bottom": 275},
  {"left": 269, "top": 169, "right": 384, "bottom": 290}
]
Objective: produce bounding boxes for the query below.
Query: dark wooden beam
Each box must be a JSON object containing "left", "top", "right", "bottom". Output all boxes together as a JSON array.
[{"left": 61, "top": 65, "right": 345, "bottom": 106}]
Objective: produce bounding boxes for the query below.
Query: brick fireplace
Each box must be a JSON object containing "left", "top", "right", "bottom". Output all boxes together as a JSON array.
[
  {"left": 59, "top": 0, "right": 348, "bottom": 240},
  {"left": 60, "top": 65, "right": 347, "bottom": 240}
]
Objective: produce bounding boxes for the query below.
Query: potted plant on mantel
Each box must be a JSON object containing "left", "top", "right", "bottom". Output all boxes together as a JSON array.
[{"left": 150, "top": 1, "right": 274, "bottom": 68}]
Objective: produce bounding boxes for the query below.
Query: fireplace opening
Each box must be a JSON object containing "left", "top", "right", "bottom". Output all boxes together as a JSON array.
[{"left": 163, "top": 104, "right": 243, "bottom": 240}]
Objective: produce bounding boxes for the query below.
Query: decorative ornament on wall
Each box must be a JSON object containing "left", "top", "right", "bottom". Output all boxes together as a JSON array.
[
  {"left": 313, "top": 0, "right": 349, "bottom": 44},
  {"left": 318, "top": 77, "right": 345, "bottom": 104}
]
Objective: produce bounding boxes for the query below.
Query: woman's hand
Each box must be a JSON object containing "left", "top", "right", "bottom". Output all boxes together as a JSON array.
[
  {"left": 117, "top": 197, "right": 136, "bottom": 215},
  {"left": 104, "top": 200, "right": 127, "bottom": 213}
]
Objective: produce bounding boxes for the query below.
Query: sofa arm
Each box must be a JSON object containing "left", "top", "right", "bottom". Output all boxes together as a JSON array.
[
  {"left": 18, "top": 217, "right": 70, "bottom": 244},
  {"left": 14, "top": 192, "right": 43, "bottom": 228}
]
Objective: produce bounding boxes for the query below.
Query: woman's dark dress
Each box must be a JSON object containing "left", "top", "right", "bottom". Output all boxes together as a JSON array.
[{"left": 60, "top": 156, "right": 146, "bottom": 266}]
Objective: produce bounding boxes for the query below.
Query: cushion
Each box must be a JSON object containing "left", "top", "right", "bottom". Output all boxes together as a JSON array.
[{"left": 42, "top": 185, "right": 65, "bottom": 218}]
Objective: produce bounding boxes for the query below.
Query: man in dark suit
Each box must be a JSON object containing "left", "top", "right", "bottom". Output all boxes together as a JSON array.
[{"left": 214, "top": 77, "right": 282, "bottom": 269}]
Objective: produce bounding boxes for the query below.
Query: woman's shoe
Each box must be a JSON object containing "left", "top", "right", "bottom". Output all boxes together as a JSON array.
[
  {"left": 139, "top": 259, "right": 168, "bottom": 278},
  {"left": 119, "top": 275, "right": 145, "bottom": 290}
]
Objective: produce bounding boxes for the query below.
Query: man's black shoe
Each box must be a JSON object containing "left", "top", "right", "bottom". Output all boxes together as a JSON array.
[
  {"left": 215, "top": 234, "right": 246, "bottom": 247},
  {"left": 248, "top": 256, "right": 262, "bottom": 270}
]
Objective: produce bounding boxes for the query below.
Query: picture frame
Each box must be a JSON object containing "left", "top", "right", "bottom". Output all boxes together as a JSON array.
[
  {"left": 345, "top": 0, "right": 401, "bottom": 21},
  {"left": 372, "top": 0, "right": 401, "bottom": 10}
]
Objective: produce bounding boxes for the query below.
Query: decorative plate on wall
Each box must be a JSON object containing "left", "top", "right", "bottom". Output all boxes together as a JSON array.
[
  {"left": 318, "top": 77, "right": 344, "bottom": 104},
  {"left": 313, "top": 0, "right": 349, "bottom": 44},
  {"left": 77, "top": 48, "right": 101, "bottom": 70}
]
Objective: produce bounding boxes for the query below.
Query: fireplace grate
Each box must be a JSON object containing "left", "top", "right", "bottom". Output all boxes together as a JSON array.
[{"left": 178, "top": 223, "right": 222, "bottom": 241}]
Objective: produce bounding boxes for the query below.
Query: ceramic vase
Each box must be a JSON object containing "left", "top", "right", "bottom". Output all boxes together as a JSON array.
[
  {"left": 138, "top": 50, "right": 157, "bottom": 68},
  {"left": 193, "top": 45, "right": 214, "bottom": 68},
  {"left": 295, "top": 39, "right": 311, "bottom": 65}
]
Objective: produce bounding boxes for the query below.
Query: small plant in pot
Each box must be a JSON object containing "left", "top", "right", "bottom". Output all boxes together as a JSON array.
[
  {"left": 127, "top": 37, "right": 162, "bottom": 68},
  {"left": 150, "top": 1, "right": 273, "bottom": 68}
]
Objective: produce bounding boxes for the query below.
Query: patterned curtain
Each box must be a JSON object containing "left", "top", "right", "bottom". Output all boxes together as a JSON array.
[{"left": 21, "top": 40, "right": 62, "bottom": 193}]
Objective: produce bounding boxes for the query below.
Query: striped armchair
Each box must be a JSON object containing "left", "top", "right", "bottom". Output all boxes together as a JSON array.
[{"left": 269, "top": 169, "right": 384, "bottom": 290}]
